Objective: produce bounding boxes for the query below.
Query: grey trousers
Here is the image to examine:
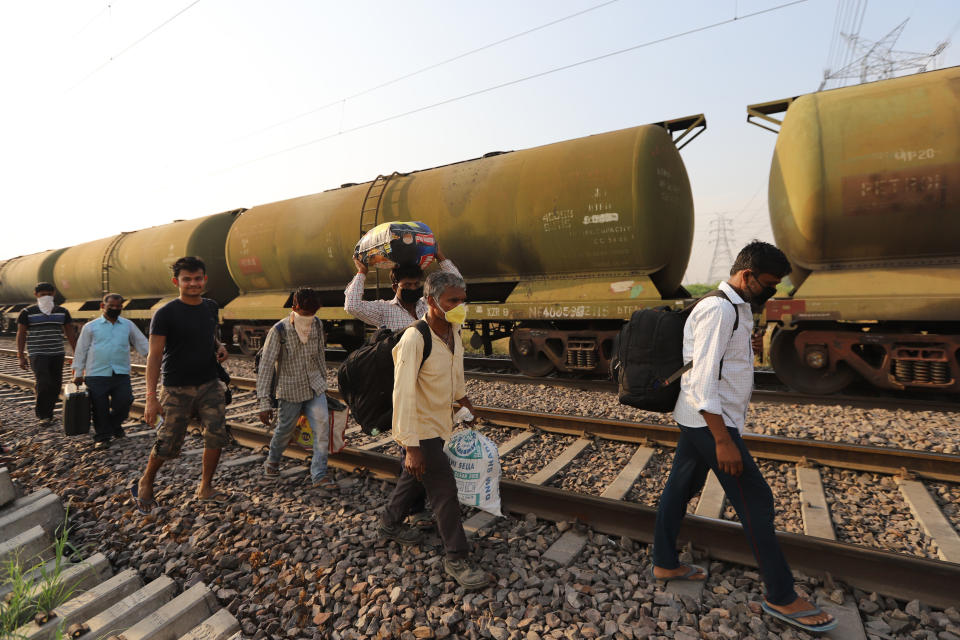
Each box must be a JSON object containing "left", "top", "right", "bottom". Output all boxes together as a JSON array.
[{"left": 382, "top": 437, "right": 469, "bottom": 560}]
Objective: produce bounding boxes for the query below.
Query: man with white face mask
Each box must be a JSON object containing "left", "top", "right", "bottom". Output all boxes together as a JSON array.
[
  {"left": 256, "top": 287, "right": 332, "bottom": 488},
  {"left": 378, "top": 270, "right": 489, "bottom": 590},
  {"left": 17, "top": 282, "right": 77, "bottom": 426}
]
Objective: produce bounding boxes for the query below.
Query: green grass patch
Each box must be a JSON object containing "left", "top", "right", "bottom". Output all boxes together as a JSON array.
[{"left": 0, "top": 513, "right": 81, "bottom": 638}]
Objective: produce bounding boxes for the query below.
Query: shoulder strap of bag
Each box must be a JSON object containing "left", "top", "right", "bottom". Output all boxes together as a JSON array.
[
  {"left": 414, "top": 320, "right": 432, "bottom": 370},
  {"left": 660, "top": 289, "right": 740, "bottom": 387}
]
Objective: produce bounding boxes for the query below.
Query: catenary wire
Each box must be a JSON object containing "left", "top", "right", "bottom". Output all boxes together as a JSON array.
[
  {"left": 66, "top": 0, "right": 203, "bottom": 92},
  {"left": 218, "top": 0, "right": 811, "bottom": 174},
  {"left": 231, "top": 0, "right": 624, "bottom": 143}
]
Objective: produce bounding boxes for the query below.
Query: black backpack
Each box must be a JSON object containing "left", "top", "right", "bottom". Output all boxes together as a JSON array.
[
  {"left": 610, "top": 290, "right": 738, "bottom": 412},
  {"left": 337, "top": 320, "right": 432, "bottom": 434}
]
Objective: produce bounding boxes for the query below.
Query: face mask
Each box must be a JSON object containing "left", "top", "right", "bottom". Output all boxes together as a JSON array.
[
  {"left": 747, "top": 274, "right": 777, "bottom": 311},
  {"left": 443, "top": 303, "right": 467, "bottom": 325},
  {"left": 37, "top": 295, "right": 54, "bottom": 315},
  {"left": 399, "top": 287, "right": 423, "bottom": 304},
  {"left": 105, "top": 307, "right": 121, "bottom": 319}
]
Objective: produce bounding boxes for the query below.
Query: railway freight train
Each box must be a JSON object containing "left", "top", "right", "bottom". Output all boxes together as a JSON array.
[
  {"left": 0, "top": 116, "right": 706, "bottom": 379},
  {"left": 748, "top": 66, "right": 960, "bottom": 395}
]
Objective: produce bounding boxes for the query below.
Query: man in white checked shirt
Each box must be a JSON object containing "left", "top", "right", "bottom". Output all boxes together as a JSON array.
[
  {"left": 652, "top": 241, "right": 837, "bottom": 634},
  {"left": 345, "top": 246, "right": 462, "bottom": 333}
]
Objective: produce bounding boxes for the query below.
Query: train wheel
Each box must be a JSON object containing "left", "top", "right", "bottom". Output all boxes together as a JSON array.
[
  {"left": 770, "top": 329, "right": 856, "bottom": 395},
  {"left": 238, "top": 334, "right": 258, "bottom": 357},
  {"left": 509, "top": 329, "right": 555, "bottom": 377}
]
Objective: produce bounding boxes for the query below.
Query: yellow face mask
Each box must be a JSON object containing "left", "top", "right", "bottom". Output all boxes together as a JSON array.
[{"left": 443, "top": 303, "right": 467, "bottom": 325}]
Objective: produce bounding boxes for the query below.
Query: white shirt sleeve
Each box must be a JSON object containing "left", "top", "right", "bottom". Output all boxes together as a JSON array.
[{"left": 685, "top": 299, "right": 737, "bottom": 417}]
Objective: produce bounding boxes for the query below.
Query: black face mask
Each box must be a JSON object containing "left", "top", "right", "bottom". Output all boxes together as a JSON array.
[
  {"left": 747, "top": 274, "right": 777, "bottom": 311},
  {"left": 105, "top": 307, "right": 121, "bottom": 319},
  {"left": 399, "top": 287, "right": 423, "bottom": 304}
]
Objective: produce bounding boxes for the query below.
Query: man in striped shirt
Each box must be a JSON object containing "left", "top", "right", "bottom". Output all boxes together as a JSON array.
[
  {"left": 652, "top": 241, "right": 836, "bottom": 633},
  {"left": 17, "top": 282, "right": 78, "bottom": 426}
]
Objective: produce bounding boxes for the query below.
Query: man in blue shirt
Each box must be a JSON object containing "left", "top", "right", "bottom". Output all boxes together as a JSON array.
[{"left": 72, "top": 293, "right": 149, "bottom": 449}]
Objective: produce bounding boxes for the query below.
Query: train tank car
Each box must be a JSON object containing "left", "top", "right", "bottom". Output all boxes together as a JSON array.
[
  {"left": 51, "top": 210, "right": 243, "bottom": 328},
  {"left": 0, "top": 249, "right": 68, "bottom": 332},
  {"left": 747, "top": 67, "right": 960, "bottom": 395},
  {"left": 224, "top": 117, "right": 704, "bottom": 374}
]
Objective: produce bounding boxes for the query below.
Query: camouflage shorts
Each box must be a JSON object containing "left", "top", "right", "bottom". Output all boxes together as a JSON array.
[{"left": 152, "top": 378, "right": 229, "bottom": 459}]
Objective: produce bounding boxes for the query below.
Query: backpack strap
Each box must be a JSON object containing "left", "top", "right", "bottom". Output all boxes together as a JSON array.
[
  {"left": 661, "top": 289, "right": 740, "bottom": 387},
  {"left": 413, "top": 320, "right": 432, "bottom": 370}
]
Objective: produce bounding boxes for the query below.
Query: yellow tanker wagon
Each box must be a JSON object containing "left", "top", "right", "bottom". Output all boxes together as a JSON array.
[
  {"left": 748, "top": 67, "right": 960, "bottom": 395},
  {"left": 50, "top": 210, "right": 243, "bottom": 329},
  {"left": 225, "top": 116, "right": 705, "bottom": 376},
  {"left": 0, "top": 249, "right": 68, "bottom": 332}
]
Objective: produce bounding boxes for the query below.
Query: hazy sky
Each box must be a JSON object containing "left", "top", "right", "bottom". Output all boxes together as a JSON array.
[{"left": 1, "top": 0, "right": 957, "bottom": 283}]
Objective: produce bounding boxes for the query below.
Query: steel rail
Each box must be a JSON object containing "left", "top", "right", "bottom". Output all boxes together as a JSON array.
[
  {"left": 2, "top": 348, "right": 957, "bottom": 413},
  {"left": 3, "top": 356, "right": 959, "bottom": 482},
  {"left": 0, "top": 369, "right": 958, "bottom": 608}
]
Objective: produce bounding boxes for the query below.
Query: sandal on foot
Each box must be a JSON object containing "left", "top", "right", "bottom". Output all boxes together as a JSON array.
[
  {"left": 761, "top": 600, "right": 838, "bottom": 633},
  {"left": 196, "top": 490, "right": 231, "bottom": 504},
  {"left": 130, "top": 482, "right": 158, "bottom": 515},
  {"left": 652, "top": 563, "right": 707, "bottom": 582}
]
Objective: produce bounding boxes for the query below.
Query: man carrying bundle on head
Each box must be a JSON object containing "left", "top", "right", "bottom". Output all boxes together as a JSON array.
[{"left": 345, "top": 246, "right": 461, "bottom": 333}]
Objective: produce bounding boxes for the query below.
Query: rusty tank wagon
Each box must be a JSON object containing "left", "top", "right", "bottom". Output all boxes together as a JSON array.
[
  {"left": 48, "top": 211, "right": 243, "bottom": 329},
  {"left": 0, "top": 249, "right": 68, "bottom": 332},
  {"left": 748, "top": 67, "right": 960, "bottom": 395},
  {"left": 224, "top": 116, "right": 705, "bottom": 374}
]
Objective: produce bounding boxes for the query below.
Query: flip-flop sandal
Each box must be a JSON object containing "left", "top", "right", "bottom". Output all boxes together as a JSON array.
[
  {"left": 651, "top": 563, "right": 708, "bottom": 582},
  {"left": 129, "top": 482, "right": 158, "bottom": 515},
  {"left": 760, "top": 600, "right": 838, "bottom": 633},
  {"left": 196, "top": 490, "right": 231, "bottom": 504}
]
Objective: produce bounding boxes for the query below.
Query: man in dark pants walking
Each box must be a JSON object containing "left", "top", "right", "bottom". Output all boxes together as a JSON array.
[
  {"left": 652, "top": 241, "right": 837, "bottom": 634},
  {"left": 378, "top": 270, "right": 489, "bottom": 590},
  {"left": 17, "top": 282, "right": 78, "bottom": 426},
  {"left": 72, "top": 294, "right": 149, "bottom": 449}
]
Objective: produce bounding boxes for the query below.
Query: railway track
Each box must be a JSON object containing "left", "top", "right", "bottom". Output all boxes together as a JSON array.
[
  {"left": 1, "top": 360, "right": 959, "bottom": 616},
  {"left": 172, "top": 348, "right": 960, "bottom": 412}
]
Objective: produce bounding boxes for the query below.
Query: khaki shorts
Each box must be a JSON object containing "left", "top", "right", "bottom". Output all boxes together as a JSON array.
[{"left": 152, "top": 378, "right": 229, "bottom": 459}]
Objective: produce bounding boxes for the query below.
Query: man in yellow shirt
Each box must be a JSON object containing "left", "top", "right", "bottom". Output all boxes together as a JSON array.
[{"left": 379, "top": 271, "right": 489, "bottom": 590}]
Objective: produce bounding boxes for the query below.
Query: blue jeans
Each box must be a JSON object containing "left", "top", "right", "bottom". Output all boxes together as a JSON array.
[
  {"left": 653, "top": 425, "right": 798, "bottom": 606},
  {"left": 85, "top": 374, "right": 134, "bottom": 442},
  {"left": 268, "top": 394, "right": 329, "bottom": 481}
]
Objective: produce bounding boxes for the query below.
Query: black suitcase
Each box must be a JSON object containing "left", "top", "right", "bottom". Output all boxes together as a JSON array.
[{"left": 62, "top": 384, "right": 91, "bottom": 436}]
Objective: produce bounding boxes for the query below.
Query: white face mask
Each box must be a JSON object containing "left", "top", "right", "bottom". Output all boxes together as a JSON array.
[
  {"left": 291, "top": 311, "right": 314, "bottom": 344},
  {"left": 37, "top": 295, "right": 55, "bottom": 315}
]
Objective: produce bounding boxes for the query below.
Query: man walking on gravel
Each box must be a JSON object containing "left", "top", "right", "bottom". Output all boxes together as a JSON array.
[
  {"left": 378, "top": 270, "right": 489, "bottom": 590},
  {"left": 72, "top": 294, "right": 149, "bottom": 450},
  {"left": 652, "top": 241, "right": 837, "bottom": 634},
  {"left": 256, "top": 287, "right": 335, "bottom": 488},
  {"left": 133, "top": 256, "right": 231, "bottom": 514},
  {"left": 346, "top": 246, "right": 461, "bottom": 530},
  {"left": 17, "top": 282, "right": 78, "bottom": 427}
]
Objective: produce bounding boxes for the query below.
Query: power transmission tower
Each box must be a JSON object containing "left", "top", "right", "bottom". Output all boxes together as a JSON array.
[
  {"left": 820, "top": 17, "right": 949, "bottom": 90},
  {"left": 707, "top": 214, "right": 736, "bottom": 283}
]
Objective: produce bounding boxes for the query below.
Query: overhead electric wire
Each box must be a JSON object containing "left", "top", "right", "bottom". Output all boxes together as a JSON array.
[
  {"left": 233, "top": 0, "right": 624, "bottom": 143},
  {"left": 67, "top": 0, "right": 203, "bottom": 92},
  {"left": 219, "top": 0, "right": 811, "bottom": 174}
]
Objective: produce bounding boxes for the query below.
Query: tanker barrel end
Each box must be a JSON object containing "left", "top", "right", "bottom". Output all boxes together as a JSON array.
[
  {"left": 654, "top": 114, "right": 707, "bottom": 150},
  {"left": 746, "top": 98, "right": 796, "bottom": 133}
]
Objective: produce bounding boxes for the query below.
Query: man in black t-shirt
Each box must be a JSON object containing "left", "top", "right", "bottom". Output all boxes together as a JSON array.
[
  {"left": 132, "top": 256, "right": 230, "bottom": 514},
  {"left": 17, "top": 282, "right": 78, "bottom": 426}
]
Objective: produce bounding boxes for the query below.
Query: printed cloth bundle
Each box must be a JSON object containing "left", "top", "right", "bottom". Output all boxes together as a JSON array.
[{"left": 355, "top": 221, "right": 436, "bottom": 269}]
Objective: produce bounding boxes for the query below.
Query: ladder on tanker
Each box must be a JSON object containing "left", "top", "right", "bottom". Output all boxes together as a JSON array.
[
  {"left": 100, "top": 232, "right": 130, "bottom": 297},
  {"left": 359, "top": 172, "right": 400, "bottom": 298}
]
